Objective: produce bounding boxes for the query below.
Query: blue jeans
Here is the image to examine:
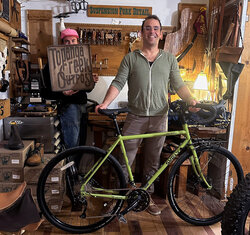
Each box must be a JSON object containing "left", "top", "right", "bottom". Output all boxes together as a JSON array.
[{"left": 59, "top": 104, "right": 86, "bottom": 149}]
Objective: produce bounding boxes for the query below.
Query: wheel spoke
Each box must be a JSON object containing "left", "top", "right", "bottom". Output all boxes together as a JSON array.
[
  {"left": 37, "top": 146, "right": 126, "bottom": 233},
  {"left": 168, "top": 145, "right": 243, "bottom": 226}
]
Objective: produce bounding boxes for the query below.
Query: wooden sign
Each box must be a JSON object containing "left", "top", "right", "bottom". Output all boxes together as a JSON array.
[
  {"left": 47, "top": 44, "right": 94, "bottom": 92},
  {"left": 87, "top": 5, "right": 152, "bottom": 19}
]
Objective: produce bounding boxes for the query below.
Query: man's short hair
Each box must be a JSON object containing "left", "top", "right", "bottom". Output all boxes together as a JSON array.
[{"left": 141, "top": 15, "right": 162, "bottom": 32}]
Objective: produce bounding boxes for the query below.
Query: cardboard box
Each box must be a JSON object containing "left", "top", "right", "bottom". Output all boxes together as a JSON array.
[
  {"left": 24, "top": 154, "right": 63, "bottom": 184},
  {"left": 48, "top": 198, "right": 63, "bottom": 212},
  {"left": 0, "top": 140, "right": 34, "bottom": 167},
  {"left": 34, "top": 196, "right": 63, "bottom": 213},
  {"left": 0, "top": 99, "right": 10, "bottom": 120},
  {"left": 0, "top": 167, "right": 24, "bottom": 182},
  {"left": 27, "top": 183, "right": 63, "bottom": 197}
]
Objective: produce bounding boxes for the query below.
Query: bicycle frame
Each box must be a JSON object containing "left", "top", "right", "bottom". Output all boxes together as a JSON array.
[{"left": 81, "top": 122, "right": 212, "bottom": 200}]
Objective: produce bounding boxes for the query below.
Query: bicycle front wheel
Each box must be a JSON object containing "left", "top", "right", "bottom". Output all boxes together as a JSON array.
[
  {"left": 167, "top": 144, "right": 244, "bottom": 226},
  {"left": 37, "top": 146, "right": 126, "bottom": 234}
]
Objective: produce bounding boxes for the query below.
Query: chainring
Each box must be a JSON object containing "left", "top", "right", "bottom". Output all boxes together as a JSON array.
[{"left": 127, "top": 189, "right": 150, "bottom": 212}]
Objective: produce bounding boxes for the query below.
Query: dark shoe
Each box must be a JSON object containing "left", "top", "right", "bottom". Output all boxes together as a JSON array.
[
  {"left": 146, "top": 198, "right": 161, "bottom": 216},
  {"left": 5, "top": 124, "right": 24, "bottom": 150}
]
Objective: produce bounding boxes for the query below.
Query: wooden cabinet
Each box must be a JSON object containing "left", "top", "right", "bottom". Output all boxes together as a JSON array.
[{"left": 27, "top": 10, "right": 53, "bottom": 65}]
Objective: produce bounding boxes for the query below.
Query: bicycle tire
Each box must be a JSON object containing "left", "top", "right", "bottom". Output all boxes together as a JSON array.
[
  {"left": 221, "top": 173, "right": 250, "bottom": 235},
  {"left": 37, "top": 146, "right": 126, "bottom": 234},
  {"left": 167, "top": 144, "right": 244, "bottom": 226}
]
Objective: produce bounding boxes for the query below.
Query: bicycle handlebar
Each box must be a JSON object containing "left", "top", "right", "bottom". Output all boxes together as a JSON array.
[
  {"left": 98, "top": 101, "right": 219, "bottom": 126},
  {"left": 191, "top": 103, "right": 217, "bottom": 125},
  {"left": 169, "top": 100, "right": 219, "bottom": 125}
]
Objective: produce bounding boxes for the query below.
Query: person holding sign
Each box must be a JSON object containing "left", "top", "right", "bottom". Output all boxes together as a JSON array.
[
  {"left": 42, "top": 28, "right": 98, "bottom": 155},
  {"left": 95, "top": 15, "right": 198, "bottom": 216}
]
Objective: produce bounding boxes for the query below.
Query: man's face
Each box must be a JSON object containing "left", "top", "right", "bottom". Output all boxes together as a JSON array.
[
  {"left": 63, "top": 36, "right": 78, "bottom": 45},
  {"left": 142, "top": 19, "right": 162, "bottom": 47}
]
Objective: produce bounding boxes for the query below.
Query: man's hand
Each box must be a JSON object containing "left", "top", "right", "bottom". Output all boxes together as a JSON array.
[
  {"left": 188, "top": 98, "right": 200, "bottom": 113},
  {"left": 63, "top": 73, "right": 98, "bottom": 96},
  {"left": 63, "top": 90, "right": 79, "bottom": 96},
  {"left": 94, "top": 85, "right": 120, "bottom": 114},
  {"left": 95, "top": 103, "right": 108, "bottom": 114}
]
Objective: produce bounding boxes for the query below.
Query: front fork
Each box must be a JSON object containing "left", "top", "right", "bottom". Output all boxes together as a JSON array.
[{"left": 184, "top": 125, "right": 212, "bottom": 190}]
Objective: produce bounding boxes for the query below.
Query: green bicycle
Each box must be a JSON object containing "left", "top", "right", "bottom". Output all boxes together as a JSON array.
[{"left": 37, "top": 101, "right": 244, "bottom": 233}]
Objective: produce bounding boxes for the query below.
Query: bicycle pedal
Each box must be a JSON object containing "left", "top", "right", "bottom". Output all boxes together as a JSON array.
[{"left": 117, "top": 214, "right": 127, "bottom": 224}]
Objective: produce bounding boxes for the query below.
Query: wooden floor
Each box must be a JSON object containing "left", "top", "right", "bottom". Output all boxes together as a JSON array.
[{"left": 14, "top": 195, "right": 221, "bottom": 235}]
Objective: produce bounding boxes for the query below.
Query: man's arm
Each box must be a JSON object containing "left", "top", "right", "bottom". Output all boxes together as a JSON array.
[
  {"left": 176, "top": 85, "right": 200, "bottom": 113},
  {"left": 95, "top": 85, "right": 120, "bottom": 113},
  {"left": 176, "top": 85, "right": 197, "bottom": 105}
]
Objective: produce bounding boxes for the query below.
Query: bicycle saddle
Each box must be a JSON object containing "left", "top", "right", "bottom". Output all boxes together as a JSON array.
[{"left": 98, "top": 107, "right": 129, "bottom": 118}]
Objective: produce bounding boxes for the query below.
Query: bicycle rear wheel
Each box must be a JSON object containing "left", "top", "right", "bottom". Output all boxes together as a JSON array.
[
  {"left": 167, "top": 144, "right": 244, "bottom": 226},
  {"left": 37, "top": 146, "right": 126, "bottom": 234}
]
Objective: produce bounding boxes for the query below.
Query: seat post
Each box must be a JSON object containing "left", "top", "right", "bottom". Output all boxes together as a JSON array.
[{"left": 112, "top": 116, "right": 121, "bottom": 136}]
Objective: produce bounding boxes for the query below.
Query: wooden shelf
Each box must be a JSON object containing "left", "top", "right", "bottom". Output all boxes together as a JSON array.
[
  {"left": 12, "top": 37, "right": 30, "bottom": 45},
  {"left": 12, "top": 47, "right": 30, "bottom": 54}
]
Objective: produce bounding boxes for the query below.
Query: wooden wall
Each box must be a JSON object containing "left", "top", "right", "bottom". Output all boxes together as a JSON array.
[
  {"left": 174, "top": 3, "right": 207, "bottom": 83},
  {"left": 27, "top": 10, "right": 53, "bottom": 65},
  {"left": 64, "top": 23, "right": 174, "bottom": 76},
  {"left": 231, "top": 0, "right": 250, "bottom": 175}
]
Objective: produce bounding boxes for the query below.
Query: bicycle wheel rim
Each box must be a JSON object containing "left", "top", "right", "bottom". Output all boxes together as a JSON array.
[
  {"left": 167, "top": 144, "right": 244, "bottom": 226},
  {"left": 37, "top": 146, "right": 126, "bottom": 234}
]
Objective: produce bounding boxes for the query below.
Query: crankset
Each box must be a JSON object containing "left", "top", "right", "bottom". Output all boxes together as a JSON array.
[
  {"left": 127, "top": 189, "right": 150, "bottom": 212},
  {"left": 117, "top": 189, "right": 150, "bottom": 223}
]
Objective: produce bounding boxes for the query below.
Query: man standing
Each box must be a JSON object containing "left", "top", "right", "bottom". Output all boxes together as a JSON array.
[
  {"left": 96, "top": 15, "right": 197, "bottom": 216},
  {"left": 42, "top": 28, "right": 98, "bottom": 152}
]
